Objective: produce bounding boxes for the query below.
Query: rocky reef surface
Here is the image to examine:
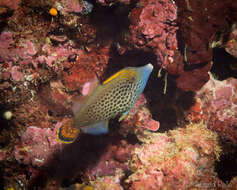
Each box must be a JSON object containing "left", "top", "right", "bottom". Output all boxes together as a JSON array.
[{"left": 0, "top": 0, "right": 237, "bottom": 189}]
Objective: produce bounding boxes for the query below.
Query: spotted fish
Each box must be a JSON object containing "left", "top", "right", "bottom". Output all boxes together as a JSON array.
[{"left": 57, "top": 63, "right": 153, "bottom": 143}]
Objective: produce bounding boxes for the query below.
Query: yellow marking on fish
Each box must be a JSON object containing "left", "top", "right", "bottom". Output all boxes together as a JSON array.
[
  {"left": 103, "top": 70, "right": 126, "bottom": 85},
  {"left": 103, "top": 69, "right": 136, "bottom": 85}
]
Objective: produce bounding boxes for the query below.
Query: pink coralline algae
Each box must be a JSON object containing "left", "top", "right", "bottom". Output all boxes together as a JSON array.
[
  {"left": 0, "top": 32, "right": 37, "bottom": 63},
  {"left": 0, "top": 0, "right": 21, "bottom": 10},
  {"left": 194, "top": 74, "right": 237, "bottom": 145},
  {"left": 225, "top": 25, "right": 237, "bottom": 59},
  {"left": 127, "top": 0, "right": 178, "bottom": 67},
  {"left": 0, "top": 31, "right": 38, "bottom": 81},
  {"left": 85, "top": 139, "right": 136, "bottom": 180},
  {"left": 126, "top": 0, "right": 212, "bottom": 92},
  {"left": 62, "top": 43, "right": 111, "bottom": 91},
  {"left": 126, "top": 123, "right": 222, "bottom": 190},
  {"left": 0, "top": 149, "right": 6, "bottom": 161},
  {"left": 14, "top": 123, "right": 62, "bottom": 167},
  {"left": 0, "top": 31, "right": 14, "bottom": 61},
  {"left": 55, "top": 0, "right": 93, "bottom": 15},
  {"left": 90, "top": 169, "right": 124, "bottom": 190},
  {"left": 10, "top": 66, "right": 23, "bottom": 81},
  {"left": 40, "top": 42, "right": 82, "bottom": 69}
]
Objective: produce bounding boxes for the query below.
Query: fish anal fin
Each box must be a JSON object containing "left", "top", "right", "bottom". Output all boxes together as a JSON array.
[
  {"left": 82, "top": 120, "right": 109, "bottom": 135},
  {"left": 72, "top": 95, "right": 88, "bottom": 115}
]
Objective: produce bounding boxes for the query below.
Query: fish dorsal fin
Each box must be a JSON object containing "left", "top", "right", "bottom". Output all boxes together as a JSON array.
[
  {"left": 103, "top": 69, "right": 137, "bottom": 85},
  {"left": 103, "top": 70, "right": 126, "bottom": 85},
  {"left": 72, "top": 95, "right": 88, "bottom": 115}
]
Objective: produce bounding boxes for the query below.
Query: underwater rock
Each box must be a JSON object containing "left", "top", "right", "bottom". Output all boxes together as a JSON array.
[
  {"left": 169, "top": 0, "right": 237, "bottom": 91},
  {"left": 55, "top": 0, "right": 93, "bottom": 15},
  {"left": 0, "top": 0, "right": 21, "bottom": 10},
  {"left": 0, "top": 149, "right": 6, "bottom": 161},
  {"left": 90, "top": 169, "right": 124, "bottom": 190},
  {"left": 85, "top": 139, "right": 136, "bottom": 180},
  {"left": 127, "top": 0, "right": 178, "bottom": 67},
  {"left": 14, "top": 125, "right": 62, "bottom": 167},
  {"left": 175, "top": 62, "right": 212, "bottom": 91},
  {"left": 10, "top": 66, "right": 23, "bottom": 81},
  {"left": 62, "top": 44, "right": 110, "bottom": 91},
  {"left": 194, "top": 74, "right": 237, "bottom": 145},
  {"left": 126, "top": 123, "right": 222, "bottom": 190},
  {"left": 225, "top": 24, "right": 237, "bottom": 59},
  {"left": 175, "top": 0, "right": 237, "bottom": 64}
]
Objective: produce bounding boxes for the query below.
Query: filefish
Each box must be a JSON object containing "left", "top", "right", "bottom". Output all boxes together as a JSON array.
[{"left": 57, "top": 63, "right": 153, "bottom": 143}]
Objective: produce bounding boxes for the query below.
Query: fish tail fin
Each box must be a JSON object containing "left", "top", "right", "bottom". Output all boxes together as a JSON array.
[{"left": 56, "top": 120, "right": 80, "bottom": 144}]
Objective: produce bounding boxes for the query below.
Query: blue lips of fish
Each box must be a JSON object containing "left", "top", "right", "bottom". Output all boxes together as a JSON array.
[{"left": 57, "top": 63, "right": 153, "bottom": 143}]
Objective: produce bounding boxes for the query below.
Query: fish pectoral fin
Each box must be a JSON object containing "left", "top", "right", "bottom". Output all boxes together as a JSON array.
[
  {"left": 72, "top": 95, "right": 88, "bottom": 115},
  {"left": 118, "top": 110, "right": 130, "bottom": 122},
  {"left": 56, "top": 120, "right": 80, "bottom": 144},
  {"left": 82, "top": 120, "right": 109, "bottom": 135}
]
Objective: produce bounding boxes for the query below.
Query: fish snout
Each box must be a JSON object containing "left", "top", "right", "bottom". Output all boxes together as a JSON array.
[{"left": 140, "top": 63, "right": 153, "bottom": 76}]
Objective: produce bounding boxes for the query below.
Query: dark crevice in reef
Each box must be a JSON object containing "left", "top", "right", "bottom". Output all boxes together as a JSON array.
[
  {"left": 183, "top": 61, "right": 209, "bottom": 71},
  {"left": 215, "top": 150, "right": 237, "bottom": 184},
  {"left": 0, "top": 164, "right": 4, "bottom": 190},
  {"left": 104, "top": 47, "right": 158, "bottom": 80},
  {"left": 211, "top": 48, "right": 237, "bottom": 80},
  {"left": 89, "top": 2, "right": 131, "bottom": 44}
]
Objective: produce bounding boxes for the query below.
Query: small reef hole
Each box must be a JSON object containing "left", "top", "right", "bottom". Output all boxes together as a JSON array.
[
  {"left": 89, "top": 1, "right": 131, "bottom": 43},
  {"left": 215, "top": 150, "right": 237, "bottom": 184},
  {"left": 210, "top": 48, "right": 237, "bottom": 80}
]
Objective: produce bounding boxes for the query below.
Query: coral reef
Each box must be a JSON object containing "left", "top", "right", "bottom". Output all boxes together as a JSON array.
[
  {"left": 126, "top": 123, "right": 222, "bottom": 190},
  {"left": 14, "top": 124, "right": 61, "bottom": 167},
  {"left": 55, "top": 0, "right": 93, "bottom": 15},
  {"left": 127, "top": 0, "right": 178, "bottom": 68},
  {"left": 0, "top": 0, "right": 21, "bottom": 10},
  {"left": 172, "top": 0, "right": 237, "bottom": 91},
  {"left": 1, "top": 0, "right": 237, "bottom": 189},
  {"left": 225, "top": 24, "right": 237, "bottom": 59},
  {"left": 193, "top": 74, "right": 237, "bottom": 145},
  {"left": 90, "top": 169, "right": 124, "bottom": 190}
]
